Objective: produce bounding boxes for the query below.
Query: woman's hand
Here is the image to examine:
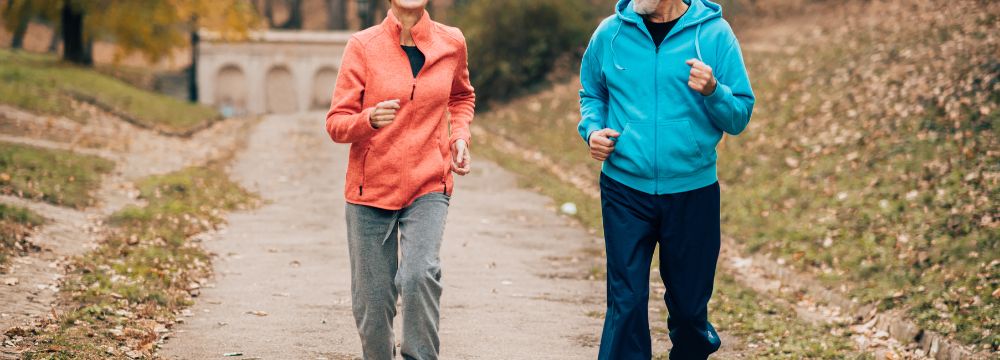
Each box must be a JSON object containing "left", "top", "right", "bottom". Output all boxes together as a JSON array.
[
  {"left": 451, "top": 139, "right": 471, "bottom": 176},
  {"left": 369, "top": 99, "right": 400, "bottom": 129}
]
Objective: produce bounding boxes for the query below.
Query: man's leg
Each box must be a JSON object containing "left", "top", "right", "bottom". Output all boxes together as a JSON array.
[
  {"left": 346, "top": 203, "right": 400, "bottom": 360},
  {"left": 396, "top": 193, "right": 450, "bottom": 360},
  {"left": 657, "top": 182, "right": 722, "bottom": 360},
  {"left": 598, "top": 174, "right": 659, "bottom": 360}
]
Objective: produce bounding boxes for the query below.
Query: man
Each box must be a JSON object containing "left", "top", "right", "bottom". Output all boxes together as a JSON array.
[{"left": 578, "top": 0, "right": 754, "bottom": 358}]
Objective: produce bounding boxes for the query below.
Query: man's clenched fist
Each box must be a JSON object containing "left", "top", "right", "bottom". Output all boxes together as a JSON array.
[
  {"left": 589, "top": 128, "right": 620, "bottom": 161},
  {"left": 686, "top": 59, "right": 717, "bottom": 96}
]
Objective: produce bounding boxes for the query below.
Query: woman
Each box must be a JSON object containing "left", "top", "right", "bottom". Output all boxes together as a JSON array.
[{"left": 325, "top": 0, "right": 475, "bottom": 358}]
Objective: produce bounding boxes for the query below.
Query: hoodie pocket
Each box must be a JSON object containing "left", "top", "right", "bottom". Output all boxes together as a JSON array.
[
  {"left": 609, "top": 122, "right": 654, "bottom": 179},
  {"left": 655, "top": 121, "right": 708, "bottom": 177}
]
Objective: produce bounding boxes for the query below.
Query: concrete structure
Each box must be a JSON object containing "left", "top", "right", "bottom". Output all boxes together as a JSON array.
[{"left": 197, "top": 30, "right": 351, "bottom": 116}]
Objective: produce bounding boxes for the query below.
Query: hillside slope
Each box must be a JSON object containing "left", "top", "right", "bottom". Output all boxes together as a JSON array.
[{"left": 475, "top": 0, "right": 998, "bottom": 352}]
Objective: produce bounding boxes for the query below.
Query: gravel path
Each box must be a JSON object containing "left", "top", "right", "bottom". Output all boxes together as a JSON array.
[{"left": 159, "top": 113, "right": 607, "bottom": 359}]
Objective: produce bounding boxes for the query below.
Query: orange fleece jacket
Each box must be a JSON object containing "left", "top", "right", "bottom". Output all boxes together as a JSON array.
[{"left": 326, "top": 9, "right": 476, "bottom": 210}]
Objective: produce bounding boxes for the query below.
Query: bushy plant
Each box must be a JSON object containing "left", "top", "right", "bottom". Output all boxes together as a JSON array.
[{"left": 453, "top": 0, "right": 600, "bottom": 106}]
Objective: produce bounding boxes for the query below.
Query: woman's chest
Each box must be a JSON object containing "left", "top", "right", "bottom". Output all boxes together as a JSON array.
[{"left": 365, "top": 46, "right": 458, "bottom": 107}]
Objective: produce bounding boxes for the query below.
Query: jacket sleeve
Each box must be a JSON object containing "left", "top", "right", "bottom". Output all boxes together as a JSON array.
[
  {"left": 448, "top": 36, "right": 476, "bottom": 146},
  {"left": 326, "top": 37, "right": 378, "bottom": 144},
  {"left": 703, "top": 31, "right": 755, "bottom": 136},
  {"left": 578, "top": 28, "right": 608, "bottom": 145}
]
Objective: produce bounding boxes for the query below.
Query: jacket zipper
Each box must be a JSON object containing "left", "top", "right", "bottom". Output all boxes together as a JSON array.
[
  {"left": 440, "top": 121, "right": 449, "bottom": 194},
  {"left": 359, "top": 147, "right": 371, "bottom": 196},
  {"left": 653, "top": 43, "right": 660, "bottom": 191}
]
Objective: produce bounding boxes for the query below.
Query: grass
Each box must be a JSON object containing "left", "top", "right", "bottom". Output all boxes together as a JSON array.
[
  {"left": 476, "top": 0, "right": 998, "bottom": 351},
  {"left": 718, "top": 0, "right": 999, "bottom": 349},
  {"left": 0, "top": 142, "right": 116, "bottom": 209},
  {"left": 477, "top": 136, "right": 861, "bottom": 358},
  {"left": 707, "top": 274, "right": 863, "bottom": 359},
  {"left": 0, "top": 203, "right": 45, "bottom": 270},
  {"left": 18, "top": 165, "right": 257, "bottom": 359},
  {"left": 0, "top": 49, "right": 219, "bottom": 135}
]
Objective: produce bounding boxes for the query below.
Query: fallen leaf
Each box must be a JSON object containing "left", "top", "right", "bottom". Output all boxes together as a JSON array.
[{"left": 245, "top": 310, "right": 268, "bottom": 317}]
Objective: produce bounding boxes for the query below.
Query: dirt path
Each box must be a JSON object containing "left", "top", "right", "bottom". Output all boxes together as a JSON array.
[
  {"left": 0, "top": 105, "right": 251, "bottom": 345},
  {"left": 0, "top": 195, "right": 98, "bottom": 335},
  {"left": 159, "top": 113, "right": 613, "bottom": 359}
]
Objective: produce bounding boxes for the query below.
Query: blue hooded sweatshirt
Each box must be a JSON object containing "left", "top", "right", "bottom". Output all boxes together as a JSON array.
[{"left": 578, "top": 0, "right": 754, "bottom": 195}]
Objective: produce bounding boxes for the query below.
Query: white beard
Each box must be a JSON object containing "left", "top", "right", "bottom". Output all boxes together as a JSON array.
[{"left": 633, "top": 0, "right": 662, "bottom": 15}]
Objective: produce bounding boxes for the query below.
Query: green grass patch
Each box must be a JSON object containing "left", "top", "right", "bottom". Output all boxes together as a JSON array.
[
  {"left": 0, "top": 203, "right": 44, "bottom": 270},
  {"left": 20, "top": 166, "right": 257, "bottom": 359},
  {"left": 0, "top": 142, "right": 115, "bottom": 209},
  {"left": 0, "top": 49, "right": 219, "bottom": 135}
]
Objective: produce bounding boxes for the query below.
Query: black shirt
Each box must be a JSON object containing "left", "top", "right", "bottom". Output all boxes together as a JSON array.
[
  {"left": 644, "top": 17, "right": 680, "bottom": 48},
  {"left": 401, "top": 45, "right": 425, "bottom": 78}
]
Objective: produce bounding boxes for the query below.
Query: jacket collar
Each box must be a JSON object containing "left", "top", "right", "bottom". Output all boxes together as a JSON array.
[{"left": 382, "top": 8, "right": 435, "bottom": 48}]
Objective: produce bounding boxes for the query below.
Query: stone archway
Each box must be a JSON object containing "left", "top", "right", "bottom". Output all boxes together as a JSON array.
[
  {"left": 311, "top": 66, "right": 339, "bottom": 111},
  {"left": 265, "top": 65, "right": 298, "bottom": 114},
  {"left": 214, "top": 64, "right": 248, "bottom": 117}
]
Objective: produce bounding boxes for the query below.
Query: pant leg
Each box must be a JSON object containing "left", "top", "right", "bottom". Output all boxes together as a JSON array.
[
  {"left": 395, "top": 192, "right": 450, "bottom": 360},
  {"left": 346, "top": 202, "right": 401, "bottom": 360},
  {"left": 598, "top": 174, "right": 659, "bottom": 360},
  {"left": 656, "top": 182, "right": 722, "bottom": 360}
]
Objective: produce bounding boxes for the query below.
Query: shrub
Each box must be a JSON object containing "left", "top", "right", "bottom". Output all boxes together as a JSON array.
[{"left": 453, "top": 0, "right": 599, "bottom": 106}]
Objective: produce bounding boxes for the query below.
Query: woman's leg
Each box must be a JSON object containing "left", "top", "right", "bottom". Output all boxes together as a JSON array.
[
  {"left": 395, "top": 192, "right": 450, "bottom": 360},
  {"left": 346, "top": 203, "right": 401, "bottom": 360}
]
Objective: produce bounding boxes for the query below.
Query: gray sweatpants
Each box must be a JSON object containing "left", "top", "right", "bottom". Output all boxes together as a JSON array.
[{"left": 345, "top": 192, "right": 449, "bottom": 360}]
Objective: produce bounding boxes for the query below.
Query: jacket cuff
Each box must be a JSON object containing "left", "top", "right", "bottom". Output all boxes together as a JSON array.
[
  {"left": 356, "top": 107, "right": 378, "bottom": 134},
  {"left": 704, "top": 82, "right": 732, "bottom": 104},
  {"left": 582, "top": 123, "right": 604, "bottom": 145}
]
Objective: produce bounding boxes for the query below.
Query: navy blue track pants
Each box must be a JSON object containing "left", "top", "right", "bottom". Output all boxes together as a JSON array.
[{"left": 597, "top": 173, "right": 722, "bottom": 360}]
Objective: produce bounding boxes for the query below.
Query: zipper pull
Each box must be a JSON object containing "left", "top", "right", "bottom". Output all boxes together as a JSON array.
[
  {"left": 410, "top": 83, "right": 416, "bottom": 100},
  {"left": 359, "top": 185, "right": 363, "bottom": 196}
]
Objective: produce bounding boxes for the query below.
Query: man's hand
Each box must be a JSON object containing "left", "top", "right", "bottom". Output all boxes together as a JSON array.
[
  {"left": 589, "top": 128, "right": 620, "bottom": 161},
  {"left": 686, "top": 59, "right": 717, "bottom": 96},
  {"left": 451, "top": 139, "right": 471, "bottom": 176},
  {"left": 369, "top": 99, "right": 400, "bottom": 129}
]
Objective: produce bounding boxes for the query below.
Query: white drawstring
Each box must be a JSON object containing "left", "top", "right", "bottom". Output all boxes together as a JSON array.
[
  {"left": 611, "top": 21, "right": 627, "bottom": 70},
  {"left": 694, "top": 22, "right": 704, "bottom": 61}
]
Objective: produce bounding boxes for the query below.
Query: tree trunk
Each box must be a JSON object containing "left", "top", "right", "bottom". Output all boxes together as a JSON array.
[
  {"left": 61, "top": 1, "right": 91, "bottom": 65},
  {"left": 279, "top": 0, "right": 303, "bottom": 29},
  {"left": 326, "top": 0, "right": 347, "bottom": 30},
  {"left": 360, "top": 0, "right": 378, "bottom": 28},
  {"left": 10, "top": 18, "right": 29, "bottom": 49},
  {"left": 188, "top": 29, "right": 199, "bottom": 102},
  {"left": 10, "top": 1, "right": 30, "bottom": 50},
  {"left": 264, "top": 0, "right": 276, "bottom": 27}
]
